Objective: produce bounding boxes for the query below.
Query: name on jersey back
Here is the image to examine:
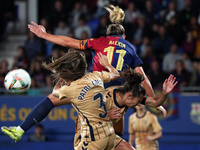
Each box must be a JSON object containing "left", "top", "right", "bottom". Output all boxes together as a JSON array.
[
  {"left": 78, "top": 79, "right": 103, "bottom": 100},
  {"left": 109, "top": 41, "right": 126, "bottom": 48}
]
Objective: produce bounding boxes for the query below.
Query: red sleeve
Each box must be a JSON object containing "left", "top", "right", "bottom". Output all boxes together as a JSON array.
[{"left": 79, "top": 37, "right": 105, "bottom": 50}]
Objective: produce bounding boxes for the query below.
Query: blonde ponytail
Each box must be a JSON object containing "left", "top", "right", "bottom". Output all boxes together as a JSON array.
[{"left": 104, "top": 5, "right": 125, "bottom": 24}]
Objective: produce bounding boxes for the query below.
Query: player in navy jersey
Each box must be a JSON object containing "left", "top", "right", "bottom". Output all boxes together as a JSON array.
[{"left": 79, "top": 35, "right": 143, "bottom": 88}]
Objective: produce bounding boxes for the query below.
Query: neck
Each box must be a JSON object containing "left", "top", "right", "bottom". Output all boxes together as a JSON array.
[{"left": 137, "top": 109, "right": 146, "bottom": 117}]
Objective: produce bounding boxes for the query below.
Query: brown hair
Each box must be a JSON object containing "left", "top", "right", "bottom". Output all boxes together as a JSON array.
[
  {"left": 117, "top": 69, "right": 145, "bottom": 97},
  {"left": 105, "top": 5, "right": 125, "bottom": 36},
  {"left": 42, "top": 51, "right": 87, "bottom": 81}
]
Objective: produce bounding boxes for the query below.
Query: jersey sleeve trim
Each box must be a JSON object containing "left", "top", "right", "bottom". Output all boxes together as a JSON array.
[
  {"left": 79, "top": 40, "right": 87, "bottom": 50},
  {"left": 140, "top": 96, "right": 148, "bottom": 105},
  {"left": 113, "top": 89, "right": 124, "bottom": 108},
  {"left": 132, "top": 60, "right": 143, "bottom": 69}
]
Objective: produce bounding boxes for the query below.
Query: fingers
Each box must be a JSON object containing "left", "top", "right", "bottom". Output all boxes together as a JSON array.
[
  {"left": 39, "top": 25, "right": 46, "bottom": 32},
  {"left": 173, "top": 81, "right": 178, "bottom": 86},
  {"left": 113, "top": 113, "right": 121, "bottom": 119},
  {"left": 168, "top": 74, "right": 173, "bottom": 82},
  {"left": 31, "top": 21, "right": 39, "bottom": 27},
  {"left": 172, "top": 76, "right": 176, "bottom": 84},
  {"left": 113, "top": 108, "right": 121, "bottom": 112},
  {"left": 28, "top": 24, "right": 36, "bottom": 33},
  {"left": 164, "top": 79, "right": 168, "bottom": 85},
  {"left": 97, "top": 52, "right": 104, "bottom": 59},
  {"left": 97, "top": 52, "right": 101, "bottom": 59},
  {"left": 168, "top": 74, "right": 178, "bottom": 86}
]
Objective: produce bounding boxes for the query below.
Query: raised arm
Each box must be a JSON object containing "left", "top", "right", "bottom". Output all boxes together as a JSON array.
[
  {"left": 144, "top": 74, "right": 178, "bottom": 107},
  {"left": 28, "top": 22, "right": 79, "bottom": 49},
  {"left": 134, "top": 66, "right": 167, "bottom": 117},
  {"left": 98, "top": 52, "right": 120, "bottom": 81}
]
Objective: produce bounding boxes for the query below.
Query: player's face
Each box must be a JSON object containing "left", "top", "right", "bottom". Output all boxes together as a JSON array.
[{"left": 125, "top": 93, "right": 144, "bottom": 108}]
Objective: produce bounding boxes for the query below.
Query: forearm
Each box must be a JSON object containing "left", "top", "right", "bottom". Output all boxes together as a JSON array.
[
  {"left": 42, "top": 33, "right": 79, "bottom": 48},
  {"left": 134, "top": 66, "right": 155, "bottom": 97},
  {"left": 142, "top": 78, "right": 155, "bottom": 97},
  {"left": 105, "top": 63, "right": 120, "bottom": 81},
  {"left": 149, "top": 131, "right": 162, "bottom": 141},
  {"left": 146, "top": 91, "right": 168, "bottom": 107}
]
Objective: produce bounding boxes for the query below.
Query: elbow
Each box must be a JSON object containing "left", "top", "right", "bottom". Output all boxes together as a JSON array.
[
  {"left": 150, "top": 100, "right": 160, "bottom": 107},
  {"left": 155, "top": 101, "right": 162, "bottom": 107},
  {"left": 52, "top": 91, "right": 59, "bottom": 98}
]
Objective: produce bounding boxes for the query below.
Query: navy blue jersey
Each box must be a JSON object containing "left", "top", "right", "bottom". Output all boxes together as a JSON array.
[{"left": 79, "top": 35, "right": 143, "bottom": 88}]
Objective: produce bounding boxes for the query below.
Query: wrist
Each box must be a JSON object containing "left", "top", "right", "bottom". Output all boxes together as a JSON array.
[
  {"left": 162, "top": 90, "right": 168, "bottom": 95},
  {"left": 41, "top": 32, "right": 47, "bottom": 39}
]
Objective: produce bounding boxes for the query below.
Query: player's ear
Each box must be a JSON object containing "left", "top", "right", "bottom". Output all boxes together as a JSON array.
[{"left": 126, "top": 92, "right": 132, "bottom": 99}]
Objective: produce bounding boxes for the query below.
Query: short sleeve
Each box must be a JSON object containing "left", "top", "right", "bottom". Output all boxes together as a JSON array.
[
  {"left": 93, "top": 71, "right": 111, "bottom": 83},
  {"left": 151, "top": 115, "right": 162, "bottom": 133},
  {"left": 59, "top": 85, "right": 68, "bottom": 100},
  {"left": 59, "top": 85, "right": 75, "bottom": 100},
  {"left": 128, "top": 115, "right": 135, "bottom": 134},
  {"left": 79, "top": 38, "right": 100, "bottom": 50}
]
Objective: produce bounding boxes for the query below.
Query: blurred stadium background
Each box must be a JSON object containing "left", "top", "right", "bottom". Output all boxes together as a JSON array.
[{"left": 0, "top": 0, "right": 200, "bottom": 149}]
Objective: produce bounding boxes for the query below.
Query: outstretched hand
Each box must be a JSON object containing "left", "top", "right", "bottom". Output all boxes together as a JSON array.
[
  {"left": 97, "top": 52, "right": 110, "bottom": 68},
  {"left": 28, "top": 22, "right": 46, "bottom": 38},
  {"left": 163, "top": 74, "right": 178, "bottom": 94}
]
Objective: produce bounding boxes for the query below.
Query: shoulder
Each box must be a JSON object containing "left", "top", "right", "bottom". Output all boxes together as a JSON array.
[
  {"left": 89, "top": 71, "right": 104, "bottom": 80},
  {"left": 95, "top": 36, "right": 107, "bottom": 41},
  {"left": 129, "top": 113, "right": 136, "bottom": 120},
  {"left": 106, "top": 86, "right": 119, "bottom": 92},
  {"left": 146, "top": 111, "right": 157, "bottom": 119},
  {"left": 120, "top": 38, "right": 137, "bottom": 53},
  {"left": 92, "top": 71, "right": 101, "bottom": 76}
]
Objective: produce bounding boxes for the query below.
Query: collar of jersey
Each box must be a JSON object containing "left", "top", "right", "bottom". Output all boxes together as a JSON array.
[
  {"left": 136, "top": 110, "right": 147, "bottom": 119},
  {"left": 110, "top": 35, "right": 123, "bottom": 38},
  {"left": 113, "top": 89, "right": 124, "bottom": 108}
]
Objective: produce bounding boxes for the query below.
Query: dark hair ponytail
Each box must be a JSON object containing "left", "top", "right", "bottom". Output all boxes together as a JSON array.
[
  {"left": 117, "top": 68, "right": 145, "bottom": 97},
  {"left": 121, "top": 68, "right": 144, "bottom": 86}
]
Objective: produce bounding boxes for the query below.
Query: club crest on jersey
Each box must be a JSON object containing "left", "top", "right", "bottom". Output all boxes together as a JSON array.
[
  {"left": 190, "top": 102, "right": 200, "bottom": 125},
  {"left": 92, "top": 79, "right": 103, "bottom": 86}
]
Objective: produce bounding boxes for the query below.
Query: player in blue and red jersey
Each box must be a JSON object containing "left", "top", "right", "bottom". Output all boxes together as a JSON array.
[
  {"left": 1, "top": 5, "right": 167, "bottom": 150},
  {"left": 28, "top": 4, "right": 166, "bottom": 149},
  {"left": 27, "top": 5, "right": 166, "bottom": 116},
  {"left": 79, "top": 35, "right": 143, "bottom": 88}
]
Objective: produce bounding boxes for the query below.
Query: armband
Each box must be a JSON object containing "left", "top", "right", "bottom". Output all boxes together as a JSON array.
[{"left": 140, "top": 96, "right": 148, "bottom": 105}]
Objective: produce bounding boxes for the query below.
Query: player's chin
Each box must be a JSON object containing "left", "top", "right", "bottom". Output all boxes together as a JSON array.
[{"left": 128, "top": 105, "right": 135, "bottom": 108}]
